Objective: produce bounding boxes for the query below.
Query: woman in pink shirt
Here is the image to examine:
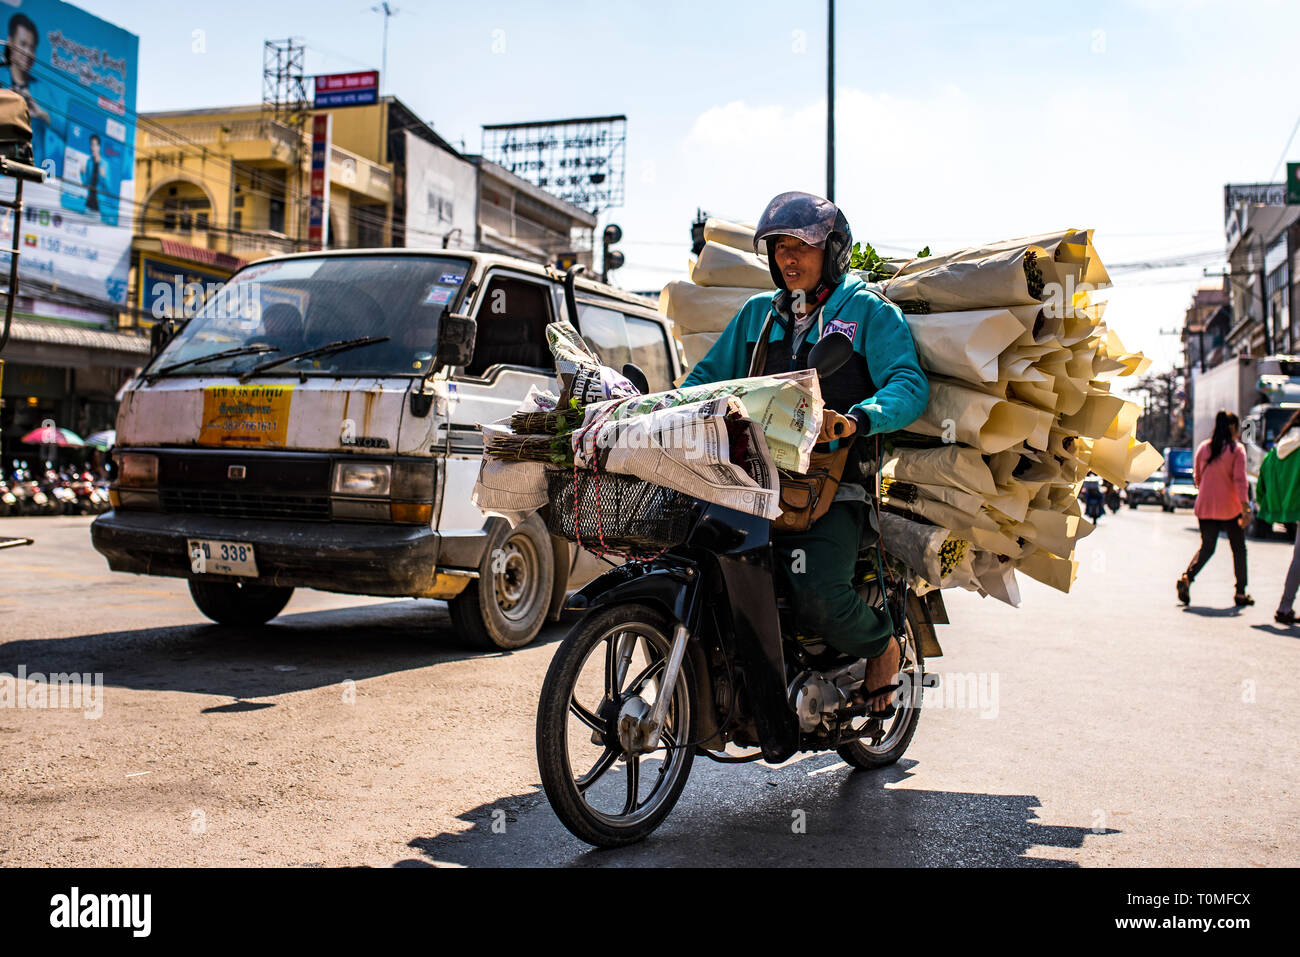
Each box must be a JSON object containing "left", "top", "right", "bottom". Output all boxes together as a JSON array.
[{"left": 1177, "top": 410, "right": 1252, "bottom": 607}]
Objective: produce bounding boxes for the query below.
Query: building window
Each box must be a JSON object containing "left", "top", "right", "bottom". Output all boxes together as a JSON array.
[{"left": 269, "top": 197, "right": 285, "bottom": 234}]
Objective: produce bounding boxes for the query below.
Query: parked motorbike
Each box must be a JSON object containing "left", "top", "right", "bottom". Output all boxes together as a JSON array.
[
  {"left": 10, "top": 461, "right": 53, "bottom": 515},
  {"left": 535, "top": 334, "right": 945, "bottom": 847},
  {"left": 0, "top": 473, "right": 16, "bottom": 516},
  {"left": 43, "top": 463, "right": 80, "bottom": 514}
]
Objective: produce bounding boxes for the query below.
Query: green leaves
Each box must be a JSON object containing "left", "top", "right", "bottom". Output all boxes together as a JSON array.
[{"left": 850, "top": 241, "right": 933, "bottom": 282}]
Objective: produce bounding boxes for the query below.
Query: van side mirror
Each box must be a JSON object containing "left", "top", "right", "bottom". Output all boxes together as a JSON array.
[
  {"left": 435, "top": 312, "right": 476, "bottom": 370},
  {"left": 149, "top": 319, "right": 181, "bottom": 357}
]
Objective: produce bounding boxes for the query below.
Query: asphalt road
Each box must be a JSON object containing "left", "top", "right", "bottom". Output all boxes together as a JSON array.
[{"left": 1, "top": 506, "right": 1297, "bottom": 867}]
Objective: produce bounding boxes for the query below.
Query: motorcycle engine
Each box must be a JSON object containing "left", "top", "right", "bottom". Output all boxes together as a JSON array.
[{"left": 789, "top": 659, "right": 868, "bottom": 733}]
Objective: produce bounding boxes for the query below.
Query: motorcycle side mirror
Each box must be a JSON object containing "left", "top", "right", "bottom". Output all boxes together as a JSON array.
[
  {"left": 434, "top": 311, "right": 477, "bottom": 371},
  {"left": 808, "top": 331, "right": 854, "bottom": 380},
  {"left": 622, "top": 362, "right": 649, "bottom": 395}
]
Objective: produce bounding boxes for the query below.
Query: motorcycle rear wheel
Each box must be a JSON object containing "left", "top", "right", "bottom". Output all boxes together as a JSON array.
[
  {"left": 536, "top": 603, "right": 695, "bottom": 848},
  {"left": 837, "top": 596, "right": 928, "bottom": 770}
]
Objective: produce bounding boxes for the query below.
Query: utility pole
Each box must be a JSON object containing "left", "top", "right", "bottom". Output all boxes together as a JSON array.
[
  {"left": 262, "top": 39, "right": 309, "bottom": 246},
  {"left": 372, "top": 3, "right": 399, "bottom": 94},
  {"left": 826, "top": 0, "right": 835, "bottom": 202}
]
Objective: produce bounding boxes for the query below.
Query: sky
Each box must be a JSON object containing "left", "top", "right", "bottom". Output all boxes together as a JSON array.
[{"left": 69, "top": 0, "right": 1300, "bottom": 377}]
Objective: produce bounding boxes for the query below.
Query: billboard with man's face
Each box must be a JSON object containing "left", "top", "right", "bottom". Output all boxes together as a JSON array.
[{"left": 0, "top": 0, "right": 138, "bottom": 309}]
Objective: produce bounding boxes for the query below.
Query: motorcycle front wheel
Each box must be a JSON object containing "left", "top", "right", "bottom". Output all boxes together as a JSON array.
[{"left": 536, "top": 603, "right": 695, "bottom": 848}]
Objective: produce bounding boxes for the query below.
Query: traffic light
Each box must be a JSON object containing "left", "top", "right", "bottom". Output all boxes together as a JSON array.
[
  {"left": 602, "top": 223, "right": 624, "bottom": 282},
  {"left": 691, "top": 208, "right": 707, "bottom": 255}
]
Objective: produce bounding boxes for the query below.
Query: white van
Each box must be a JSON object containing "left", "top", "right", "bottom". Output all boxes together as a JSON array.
[{"left": 91, "top": 249, "right": 684, "bottom": 649}]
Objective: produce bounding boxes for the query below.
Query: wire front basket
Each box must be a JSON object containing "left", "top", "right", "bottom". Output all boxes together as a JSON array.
[{"left": 545, "top": 468, "right": 697, "bottom": 556}]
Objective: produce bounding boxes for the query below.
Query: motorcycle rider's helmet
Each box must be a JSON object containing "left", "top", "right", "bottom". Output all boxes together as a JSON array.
[{"left": 752, "top": 191, "right": 853, "bottom": 291}]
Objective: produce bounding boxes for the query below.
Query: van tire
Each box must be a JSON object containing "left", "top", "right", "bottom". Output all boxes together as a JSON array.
[
  {"left": 189, "top": 580, "right": 294, "bottom": 626},
  {"left": 450, "top": 515, "right": 554, "bottom": 651}
]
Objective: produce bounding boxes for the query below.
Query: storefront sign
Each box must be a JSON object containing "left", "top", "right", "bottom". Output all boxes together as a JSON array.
[
  {"left": 139, "top": 255, "right": 231, "bottom": 321},
  {"left": 314, "top": 71, "right": 378, "bottom": 109},
  {"left": 309, "top": 113, "right": 332, "bottom": 250}
]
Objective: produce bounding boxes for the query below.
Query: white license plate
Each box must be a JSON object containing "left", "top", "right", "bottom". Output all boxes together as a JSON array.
[{"left": 187, "top": 538, "right": 259, "bottom": 577}]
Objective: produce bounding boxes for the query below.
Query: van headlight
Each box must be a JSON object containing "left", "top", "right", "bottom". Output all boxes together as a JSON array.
[{"left": 331, "top": 461, "right": 392, "bottom": 497}]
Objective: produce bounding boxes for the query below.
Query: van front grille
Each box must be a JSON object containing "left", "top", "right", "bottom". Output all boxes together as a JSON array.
[{"left": 159, "top": 488, "right": 331, "bottom": 521}]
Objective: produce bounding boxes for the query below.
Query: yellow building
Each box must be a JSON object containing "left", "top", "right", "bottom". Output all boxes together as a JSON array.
[{"left": 128, "top": 97, "right": 411, "bottom": 326}]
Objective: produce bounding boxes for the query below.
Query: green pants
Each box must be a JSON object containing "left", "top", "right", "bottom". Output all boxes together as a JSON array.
[{"left": 772, "top": 500, "right": 893, "bottom": 659}]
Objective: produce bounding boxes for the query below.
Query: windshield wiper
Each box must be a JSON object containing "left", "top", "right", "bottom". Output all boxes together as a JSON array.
[
  {"left": 147, "top": 344, "right": 279, "bottom": 381},
  {"left": 238, "top": 336, "right": 391, "bottom": 382}
]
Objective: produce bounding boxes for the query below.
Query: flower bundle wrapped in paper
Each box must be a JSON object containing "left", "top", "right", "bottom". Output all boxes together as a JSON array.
[
  {"left": 471, "top": 320, "right": 825, "bottom": 534},
  {"left": 659, "top": 218, "right": 1163, "bottom": 604}
]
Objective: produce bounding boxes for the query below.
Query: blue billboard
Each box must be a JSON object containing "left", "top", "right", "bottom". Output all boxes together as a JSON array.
[{"left": 0, "top": 0, "right": 138, "bottom": 308}]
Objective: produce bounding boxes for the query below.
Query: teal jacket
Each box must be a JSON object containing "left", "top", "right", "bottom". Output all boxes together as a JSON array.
[
  {"left": 680, "top": 275, "right": 929, "bottom": 436},
  {"left": 1255, "top": 431, "right": 1300, "bottom": 523}
]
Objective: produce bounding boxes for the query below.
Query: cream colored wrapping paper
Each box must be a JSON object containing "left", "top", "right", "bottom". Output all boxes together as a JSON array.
[
  {"left": 904, "top": 308, "right": 1027, "bottom": 384},
  {"left": 972, "top": 551, "right": 1022, "bottom": 607},
  {"left": 910, "top": 481, "right": 988, "bottom": 517},
  {"left": 1014, "top": 507, "right": 1095, "bottom": 558},
  {"left": 1126, "top": 442, "right": 1164, "bottom": 484},
  {"left": 911, "top": 377, "right": 1055, "bottom": 454},
  {"left": 1015, "top": 546, "right": 1079, "bottom": 594},
  {"left": 691, "top": 241, "right": 774, "bottom": 290},
  {"left": 703, "top": 218, "right": 757, "bottom": 253},
  {"left": 679, "top": 332, "right": 721, "bottom": 371},
  {"left": 870, "top": 244, "right": 1052, "bottom": 310},
  {"left": 658, "top": 281, "right": 763, "bottom": 336},
  {"left": 1059, "top": 392, "right": 1127, "bottom": 439},
  {"left": 889, "top": 445, "right": 999, "bottom": 497}
]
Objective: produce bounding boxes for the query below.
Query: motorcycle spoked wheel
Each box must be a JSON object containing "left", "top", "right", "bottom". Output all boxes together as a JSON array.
[
  {"left": 536, "top": 603, "right": 696, "bottom": 848},
  {"left": 836, "top": 597, "right": 926, "bottom": 770}
]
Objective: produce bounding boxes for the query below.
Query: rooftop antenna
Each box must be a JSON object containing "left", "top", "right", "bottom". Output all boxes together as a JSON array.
[{"left": 371, "top": 3, "right": 399, "bottom": 94}]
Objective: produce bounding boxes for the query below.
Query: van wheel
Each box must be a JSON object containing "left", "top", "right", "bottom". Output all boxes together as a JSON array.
[
  {"left": 450, "top": 515, "right": 554, "bottom": 651},
  {"left": 189, "top": 580, "right": 294, "bottom": 626}
]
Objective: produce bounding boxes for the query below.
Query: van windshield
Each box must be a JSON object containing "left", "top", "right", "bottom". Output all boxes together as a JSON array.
[{"left": 146, "top": 254, "right": 473, "bottom": 378}]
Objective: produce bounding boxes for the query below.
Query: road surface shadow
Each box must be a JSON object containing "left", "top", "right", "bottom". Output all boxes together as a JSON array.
[
  {"left": 1250, "top": 623, "right": 1300, "bottom": 638},
  {"left": 406, "top": 757, "right": 1107, "bottom": 867},
  {"left": 0, "top": 600, "right": 568, "bottom": 699},
  {"left": 1181, "top": 606, "right": 1246, "bottom": 618}
]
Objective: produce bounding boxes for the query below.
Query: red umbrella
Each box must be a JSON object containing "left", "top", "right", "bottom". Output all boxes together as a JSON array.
[{"left": 19, "top": 426, "right": 85, "bottom": 447}]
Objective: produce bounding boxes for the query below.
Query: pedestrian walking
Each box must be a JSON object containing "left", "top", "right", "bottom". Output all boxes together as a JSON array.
[
  {"left": 1177, "top": 410, "right": 1252, "bottom": 607},
  {"left": 1255, "top": 408, "right": 1300, "bottom": 624},
  {"left": 1083, "top": 476, "right": 1105, "bottom": 523}
]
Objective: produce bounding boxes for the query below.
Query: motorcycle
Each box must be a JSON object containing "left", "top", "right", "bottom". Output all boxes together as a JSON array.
[
  {"left": 43, "top": 463, "right": 80, "bottom": 514},
  {"left": 535, "top": 334, "right": 945, "bottom": 847},
  {"left": 0, "top": 473, "right": 16, "bottom": 516}
]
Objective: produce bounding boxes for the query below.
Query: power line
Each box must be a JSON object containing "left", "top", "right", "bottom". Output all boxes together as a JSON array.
[{"left": 1269, "top": 109, "right": 1300, "bottom": 182}]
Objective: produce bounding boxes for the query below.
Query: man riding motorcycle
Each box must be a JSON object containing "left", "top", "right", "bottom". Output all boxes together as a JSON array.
[{"left": 680, "top": 191, "right": 929, "bottom": 715}]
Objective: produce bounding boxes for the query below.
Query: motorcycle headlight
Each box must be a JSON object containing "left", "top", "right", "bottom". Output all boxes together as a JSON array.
[
  {"left": 331, "top": 461, "right": 392, "bottom": 497},
  {"left": 118, "top": 453, "right": 159, "bottom": 488}
]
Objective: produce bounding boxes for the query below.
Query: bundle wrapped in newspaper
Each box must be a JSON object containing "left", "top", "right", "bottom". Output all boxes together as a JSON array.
[
  {"left": 659, "top": 218, "right": 1162, "bottom": 603},
  {"left": 472, "top": 320, "right": 825, "bottom": 538}
]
